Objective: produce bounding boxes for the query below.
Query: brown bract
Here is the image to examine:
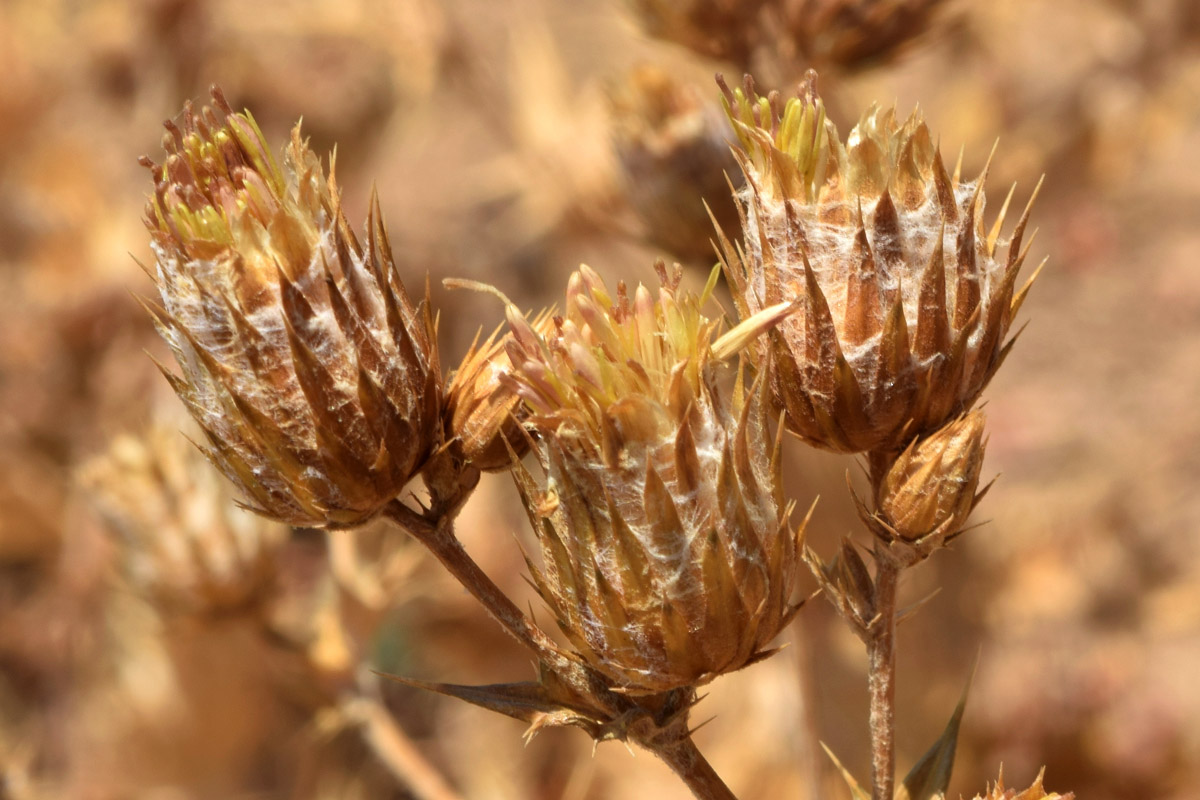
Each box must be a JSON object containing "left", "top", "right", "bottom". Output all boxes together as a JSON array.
[
  {"left": 503, "top": 262, "right": 804, "bottom": 694},
  {"left": 143, "top": 88, "right": 441, "bottom": 528},
  {"left": 716, "top": 75, "right": 1043, "bottom": 455}
]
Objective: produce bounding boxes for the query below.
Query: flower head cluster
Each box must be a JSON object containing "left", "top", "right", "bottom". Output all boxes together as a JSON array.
[
  {"left": 144, "top": 88, "right": 441, "bottom": 527},
  {"left": 503, "top": 263, "right": 802, "bottom": 693},
  {"left": 717, "top": 75, "right": 1041, "bottom": 454}
]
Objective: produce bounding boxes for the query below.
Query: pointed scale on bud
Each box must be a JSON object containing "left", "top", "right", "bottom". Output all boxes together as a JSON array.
[
  {"left": 716, "top": 73, "right": 1044, "bottom": 454},
  {"left": 504, "top": 261, "right": 803, "bottom": 694},
  {"left": 142, "top": 87, "right": 441, "bottom": 527},
  {"left": 444, "top": 309, "right": 555, "bottom": 472}
]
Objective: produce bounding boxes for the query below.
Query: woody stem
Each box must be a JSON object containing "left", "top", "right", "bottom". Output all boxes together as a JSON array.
[
  {"left": 648, "top": 735, "right": 739, "bottom": 800},
  {"left": 382, "top": 499, "right": 565, "bottom": 671},
  {"left": 867, "top": 555, "right": 900, "bottom": 800},
  {"left": 866, "top": 448, "right": 902, "bottom": 800}
]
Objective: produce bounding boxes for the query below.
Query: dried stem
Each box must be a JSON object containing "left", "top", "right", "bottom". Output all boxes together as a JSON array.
[
  {"left": 381, "top": 498, "right": 565, "bottom": 670},
  {"left": 865, "top": 448, "right": 901, "bottom": 800},
  {"left": 345, "top": 693, "right": 465, "bottom": 800},
  {"left": 867, "top": 554, "right": 899, "bottom": 800},
  {"left": 647, "top": 736, "right": 739, "bottom": 800}
]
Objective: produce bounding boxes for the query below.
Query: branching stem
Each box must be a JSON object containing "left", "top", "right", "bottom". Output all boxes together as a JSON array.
[{"left": 381, "top": 497, "right": 630, "bottom": 720}]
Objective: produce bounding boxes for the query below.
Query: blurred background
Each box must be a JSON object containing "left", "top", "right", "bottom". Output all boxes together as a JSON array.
[{"left": 2, "top": 0, "right": 1199, "bottom": 798}]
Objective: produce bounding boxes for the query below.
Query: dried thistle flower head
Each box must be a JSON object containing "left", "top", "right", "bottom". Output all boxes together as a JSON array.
[
  {"left": 444, "top": 309, "right": 554, "bottom": 472},
  {"left": 82, "top": 424, "right": 287, "bottom": 614},
  {"left": 143, "top": 87, "right": 441, "bottom": 527},
  {"left": 504, "top": 262, "right": 803, "bottom": 693},
  {"left": 717, "top": 74, "right": 1043, "bottom": 454}
]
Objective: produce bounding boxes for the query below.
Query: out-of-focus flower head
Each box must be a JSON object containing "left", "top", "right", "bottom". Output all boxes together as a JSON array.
[
  {"left": 629, "top": 0, "right": 768, "bottom": 64},
  {"left": 142, "top": 87, "right": 441, "bottom": 527},
  {"left": 82, "top": 423, "right": 288, "bottom": 614},
  {"left": 717, "top": 74, "right": 1043, "bottom": 455},
  {"left": 609, "top": 64, "right": 742, "bottom": 262},
  {"left": 783, "top": 0, "right": 950, "bottom": 70},
  {"left": 503, "top": 261, "right": 804, "bottom": 693},
  {"left": 630, "top": 0, "right": 949, "bottom": 75}
]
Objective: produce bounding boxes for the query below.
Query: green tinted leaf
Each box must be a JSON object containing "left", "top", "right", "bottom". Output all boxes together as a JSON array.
[{"left": 898, "top": 663, "right": 975, "bottom": 800}]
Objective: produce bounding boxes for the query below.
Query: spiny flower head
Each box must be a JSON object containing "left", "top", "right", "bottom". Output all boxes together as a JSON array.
[
  {"left": 504, "top": 262, "right": 804, "bottom": 693},
  {"left": 143, "top": 87, "right": 441, "bottom": 527},
  {"left": 717, "top": 74, "right": 1043, "bottom": 454}
]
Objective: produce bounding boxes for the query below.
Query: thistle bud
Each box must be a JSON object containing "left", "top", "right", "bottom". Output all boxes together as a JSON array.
[
  {"left": 505, "top": 262, "right": 802, "bottom": 693},
  {"left": 444, "top": 310, "right": 553, "bottom": 472},
  {"left": 142, "top": 88, "right": 441, "bottom": 527},
  {"left": 872, "top": 411, "right": 987, "bottom": 550},
  {"left": 717, "top": 75, "right": 1043, "bottom": 454}
]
